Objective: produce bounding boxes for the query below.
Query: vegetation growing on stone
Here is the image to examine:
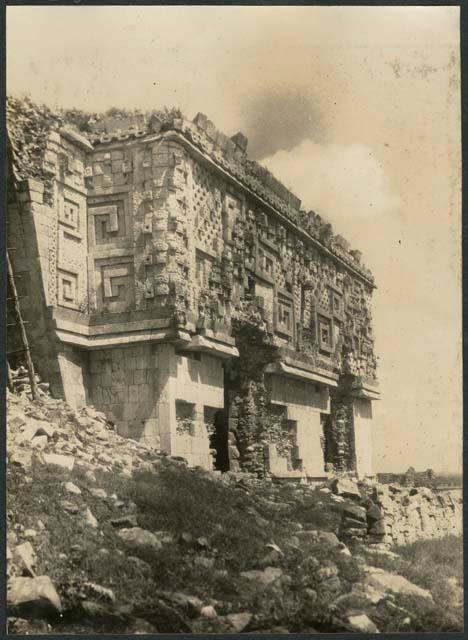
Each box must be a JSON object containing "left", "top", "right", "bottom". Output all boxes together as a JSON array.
[{"left": 7, "top": 384, "right": 463, "bottom": 634}]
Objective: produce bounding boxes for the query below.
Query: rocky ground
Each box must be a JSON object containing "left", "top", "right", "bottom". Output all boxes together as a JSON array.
[{"left": 6, "top": 373, "right": 464, "bottom": 634}]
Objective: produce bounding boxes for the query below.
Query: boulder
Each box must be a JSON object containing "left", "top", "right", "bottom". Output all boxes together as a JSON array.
[
  {"left": 84, "top": 507, "right": 98, "bottom": 528},
  {"left": 83, "top": 582, "right": 116, "bottom": 603},
  {"left": 10, "top": 450, "right": 32, "bottom": 468},
  {"left": 7, "top": 576, "right": 62, "bottom": 617},
  {"left": 347, "top": 614, "right": 379, "bottom": 633},
  {"left": 341, "top": 516, "right": 367, "bottom": 529},
  {"left": 15, "top": 420, "right": 55, "bottom": 444},
  {"left": 317, "top": 531, "right": 340, "bottom": 546},
  {"left": 337, "top": 542, "right": 352, "bottom": 556},
  {"left": 368, "top": 520, "right": 386, "bottom": 536},
  {"left": 366, "top": 569, "right": 434, "bottom": 602},
  {"left": 14, "top": 542, "right": 37, "bottom": 577},
  {"left": 117, "top": 527, "right": 164, "bottom": 550},
  {"left": 224, "top": 612, "right": 252, "bottom": 632},
  {"left": 343, "top": 504, "right": 367, "bottom": 522},
  {"left": 240, "top": 567, "right": 283, "bottom": 585},
  {"left": 43, "top": 453, "right": 75, "bottom": 471},
  {"left": 64, "top": 481, "right": 81, "bottom": 495},
  {"left": 61, "top": 500, "right": 79, "bottom": 515},
  {"left": 331, "top": 478, "right": 361, "bottom": 499},
  {"left": 90, "top": 488, "right": 107, "bottom": 499},
  {"left": 366, "top": 504, "right": 383, "bottom": 522},
  {"left": 31, "top": 436, "right": 48, "bottom": 449}
]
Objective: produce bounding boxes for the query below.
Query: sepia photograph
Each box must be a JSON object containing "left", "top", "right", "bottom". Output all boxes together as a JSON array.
[{"left": 4, "top": 4, "right": 463, "bottom": 634}]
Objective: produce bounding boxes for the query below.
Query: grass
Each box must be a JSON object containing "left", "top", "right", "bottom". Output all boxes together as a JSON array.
[
  {"left": 360, "top": 535, "right": 464, "bottom": 632},
  {"left": 7, "top": 459, "right": 464, "bottom": 633},
  {"left": 7, "top": 461, "right": 359, "bottom": 632}
]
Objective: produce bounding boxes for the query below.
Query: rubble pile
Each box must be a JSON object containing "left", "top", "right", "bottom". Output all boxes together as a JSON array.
[
  {"left": 7, "top": 378, "right": 169, "bottom": 480},
  {"left": 6, "top": 381, "right": 463, "bottom": 634}
]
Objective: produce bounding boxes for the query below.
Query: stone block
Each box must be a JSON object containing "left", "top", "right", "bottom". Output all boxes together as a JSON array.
[
  {"left": 101, "top": 373, "right": 112, "bottom": 388},
  {"left": 138, "top": 385, "right": 152, "bottom": 402},
  {"left": 342, "top": 504, "right": 367, "bottom": 523},
  {"left": 133, "top": 369, "right": 146, "bottom": 385},
  {"left": 332, "top": 478, "right": 361, "bottom": 500},
  {"left": 341, "top": 516, "right": 367, "bottom": 530},
  {"left": 368, "top": 520, "right": 386, "bottom": 536}
]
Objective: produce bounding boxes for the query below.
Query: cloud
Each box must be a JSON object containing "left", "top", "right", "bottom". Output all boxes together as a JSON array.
[
  {"left": 240, "top": 89, "right": 324, "bottom": 159},
  {"left": 261, "top": 139, "right": 400, "bottom": 254}
]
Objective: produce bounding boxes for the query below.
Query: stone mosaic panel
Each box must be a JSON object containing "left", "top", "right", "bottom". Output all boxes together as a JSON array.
[
  {"left": 57, "top": 269, "right": 79, "bottom": 309},
  {"left": 192, "top": 163, "right": 223, "bottom": 257},
  {"left": 94, "top": 257, "right": 135, "bottom": 313},
  {"left": 89, "top": 201, "right": 127, "bottom": 244}
]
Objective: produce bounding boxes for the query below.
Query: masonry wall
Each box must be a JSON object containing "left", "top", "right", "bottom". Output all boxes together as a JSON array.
[
  {"left": 86, "top": 343, "right": 222, "bottom": 467},
  {"left": 374, "top": 485, "right": 463, "bottom": 545},
  {"left": 267, "top": 374, "right": 330, "bottom": 476},
  {"left": 87, "top": 343, "right": 168, "bottom": 447},
  {"left": 172, "top": 351, "right": 224, "bottom": 469},
  {"left": 7, "top": 106, "right": 381, "bottom": 476}
]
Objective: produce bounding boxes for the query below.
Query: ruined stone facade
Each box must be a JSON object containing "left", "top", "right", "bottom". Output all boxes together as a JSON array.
[{"left": 7, "top": 102, "right": 380, "bottom": 478}]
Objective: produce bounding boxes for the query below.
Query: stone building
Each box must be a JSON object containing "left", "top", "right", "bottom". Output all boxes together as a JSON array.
[{"left": 6, "top": 98, "right": 380, "bottom": 479}]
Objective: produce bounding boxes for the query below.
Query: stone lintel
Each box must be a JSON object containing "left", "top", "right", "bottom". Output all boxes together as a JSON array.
[
  {"left": 334, "top": 374, "right": 381, "bottom": 401},
  {"left": 197, "top": 328, "right": 236, "bottom": 347},
  {"left": 52, "top": 308, "right": 196, "bottom": 337},
  {"left": 281, "top": 353, "right": 339, "bottom": 381},
  {"left": 349, "top": 385, "right": 381, "bottom": 401},
  {"left": 265, "top": 361, "right": 338, "bottom": 388},
  {"left": 59, "top": 127, "right": 94, "bottom": 152},
  {"left": 55, "top": 328, "right": 191, "bottom": 350},
  {"left": 180, "top": 334, "right": 239, "bottom": 359}
]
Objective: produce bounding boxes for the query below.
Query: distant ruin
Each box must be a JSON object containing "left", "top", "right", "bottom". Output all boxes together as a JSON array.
[{"left": 6, "top": 97, "right": 380, "bottom": 479}]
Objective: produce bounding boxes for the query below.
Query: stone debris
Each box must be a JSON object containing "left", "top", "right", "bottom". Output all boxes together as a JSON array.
[
  {"left": 365, "top": 568, "right": 434, "bottom": 602},
  {"left": 64, "top": 481, "right": 82, "bottom": 495},
  {"left": 5, "top": 381, "right": 462, "bottom": 634},
  {"left": 240, "top": 567, "right": 283, "bottom": 585},
  {"left": 83, "top": 507, "right": 98, "bottom": 529},
  {"left": 347, "top": 613, "right": 379, "bottom": 633},
  {"left": 332, "top": 478, "right": 361, "bottom": 500},
  {"left": 7, "top": 576, "right": 62, "bottom": 617},
  {"left": 13, "top": 542, "right": 38, "bottom": 577},
  {"left": 61, "top": 500, "right": 79, "bottom": 515},
  {"left": 117, "top": 527, "right": 166, "bottom": 550},
  {"left": 43, "top": 453, "right": 75, "bottom": 471},
  {"left": 110, "top": 514, "right": 138, "bottom": 528},
  {"left": 200, "top": 605, "right": 217, "bottom": 618},
  {"left": 89, "top": 488, "right": 107, "bottom": 499}
]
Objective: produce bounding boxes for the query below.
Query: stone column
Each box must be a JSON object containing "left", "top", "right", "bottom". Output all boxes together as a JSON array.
[
  {"left": 154, "top": 343, "right": 177, "bottom": 455},
  {"left": 353, "top": 397, "right": 373, "bottom": 477},
  {"left": 329, "top": 392, "right": 374, "bottom": 478}
]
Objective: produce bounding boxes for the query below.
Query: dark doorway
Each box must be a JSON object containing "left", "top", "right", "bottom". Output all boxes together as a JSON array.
[
  {"left": 205, "top": 407, "right": 229, "bottom": 472},
  {"left": 321, "top": 412, "right": 333, "bottom": 469}
]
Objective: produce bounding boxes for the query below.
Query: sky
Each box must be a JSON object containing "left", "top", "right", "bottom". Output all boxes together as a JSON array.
[{"left": 7, "top": 6, "right": 462, "bottom": 473}]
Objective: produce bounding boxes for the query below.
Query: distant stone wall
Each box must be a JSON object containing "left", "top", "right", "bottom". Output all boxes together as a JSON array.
[
  {"left": 373, "top": 484, "right": 462, "bottom": 545},
  {"left": 335, "top": 479, "right": 462, "bottom": 547}
]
